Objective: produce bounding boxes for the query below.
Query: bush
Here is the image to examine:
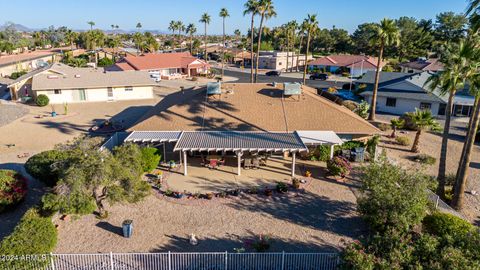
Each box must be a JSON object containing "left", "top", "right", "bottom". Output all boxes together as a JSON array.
[
  {"left": 97, "top": 57, "right": 114, "bottom": 67},
  {"left": 354, "top": 101, "right": 370, "bottom": 119},
  {"left": 140, "top": 147, "right": 162, "bottom": 172},
  {"left": 25, "top": 150, "right": 68, "bottom": 187},
  {"left": 10, "top": 71, "right": 27, "bottom": 79},
  {"left": 377, "top": 123, "right": 390, "bottom": 131},
  {"left": 308, "top": 145, "right": 330, "bottom": 162},
  {"left": 276, "top": 182, "right": 288, "bottom": 193},
  {"left": 335, "top": 141, "right": 364, "bottom": 153},
  {"left": 0, "top": 170, "right": 27, "bottom": 212},
  {"left": 327, "top": 156, "right": 351, "bottom": 177},
  {"left": 35, "top": 94, "right": 49, "bottom": 107},
  {"left": 400, "top": 112, "right": 417, "bottom": 130},
  {"left": 366, "top": 135, "right": 380, "bottom": 158},
  {"left": 0, "top": 208, "right": 57, "bottom": 257},
  {"left": 415, "top": 154, "right": 436, "bottom": 165},
  {"left": 423, "top": 213, "right": 474, "bottom": 237},
  {"left": 395, "top": 136, "right": 411, "bottom": 146}
]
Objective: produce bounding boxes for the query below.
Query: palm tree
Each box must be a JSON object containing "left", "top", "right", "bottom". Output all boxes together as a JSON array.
[
  {"left": 410, "top": 109, "right": 440, "bottom": 153},
  {"left": 426, "top": 40, "right": 475, "bottom": 197},
  {"left": 289, "top": 20, "right": 298, "bottom": 72},
  {"left": 368, "top": 18, "right": 400, "bottom": 121},
  {"left": 177, "top": 21, "right": 185, "bottom": 39},
  {"left": 234, "top": 29, "right": 241, "bottom": 41},
  {"left": 87, "top": 21, "right": 95, "bottom": 30},
  {"left": 296, "top": 21, "right": 307, "bottom": 72},
  {"left": 199, "top": 13, "right": 211, "bottom": 61},
  {"left": 219, "top": 8, "right": 230, "bottom": 80},
  {"left": 302, "top": 14, "right": 319, "bottom": 85},
  {"left": 65, "top": 30, "right": 78, "bottom": 51},
  {"left": 254, "top": 0, "right": 276, "bottom": 83},
  {"left": 107, "top": 35, "right": 121, "bottom": 61},
  {"left": 136, "top": 23, "right": 142, "bottom": 31},
  {"left": 390, "top": 118, "right": 404, "bottom": 138},
  {"left": 186, "top": 23, "right": 197, "bottom": 54},
  {"left": 243, "top": 0, "right": 260, "bottom": 83},
  {"left": 467, "top": 0, "right": 480, "bottom": 32}
]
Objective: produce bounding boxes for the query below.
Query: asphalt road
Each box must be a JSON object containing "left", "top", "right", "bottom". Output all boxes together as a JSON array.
[{"left": 220, "top": 69, "right": 349, "bottom": 89}]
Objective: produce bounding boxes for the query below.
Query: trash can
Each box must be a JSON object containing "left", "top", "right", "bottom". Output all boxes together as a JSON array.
[{"left": 122, "top": 220, "right": 133, "bottom": 238}]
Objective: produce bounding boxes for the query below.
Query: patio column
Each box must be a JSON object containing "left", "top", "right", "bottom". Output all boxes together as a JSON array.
[
  {"left": 163, "top": 143, "right": 167, "bottom": 163},
  {"left": 330, "top": 144, "right": 335, "bottom": 159},
  {"left": 179, "top": 151, "right": 182, "bottom": 166},
  {"left": 183, "top": 151, "right": 188, "bottom": 176},
  {"left": 237, "top": 151, "right": 242, "bottom": 176},
  {"left": 291, "top": 151, "right": 296, "bottom": 177}
]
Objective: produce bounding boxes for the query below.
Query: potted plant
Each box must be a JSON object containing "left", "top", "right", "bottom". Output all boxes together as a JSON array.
[
  {"left": 327, "top": 156, "right": 351, "bottom": 178},
  {"left": 276, "top": 182, "right": 288, "bottom": 193},
  {"left": 305, "top": 170, "right": 312, "bottom": 177},
  {"left": 264, "top": 188, "right": 273, "bottom": 197},
  {"left": 292, "top": 178, "right": 301, "bottom": 189}
]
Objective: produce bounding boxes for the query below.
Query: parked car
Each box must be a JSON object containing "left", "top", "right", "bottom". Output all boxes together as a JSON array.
[
  {"left": 265, "top": 71, "right": 281, "bottom": 76},
  {"left": 309, "top": 73, "right": 328, "bottom": 80}
]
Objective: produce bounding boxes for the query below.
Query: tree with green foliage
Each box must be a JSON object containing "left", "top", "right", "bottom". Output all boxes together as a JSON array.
[
  {"left": 302, "top": 14, "right": 319, "bottom": 85},
  {"left": 186, "top": 23, "right": 197, "bottom": 54},
  {"left": 434, "top": 12, "right": 468, "bottom": 42},
  {"left": 390, "top": 118, "right": 404, "bottom": 138},
  {"left": 97, "top": 57, "right": 114, "bottom": 67},
  {"left": 219, "top": 8, "right": 230, "bottom": 80},
  {"left": 25, "top": 150, "right": 68, "bottom": 186},
  {"left": 87, "top": 21, "right": 95, "bottom": 30},
  {"left": 243, "top": 0, "right": 260, "bottom": 82},
  {"left": 254, "top": 0, "right": 276, "bottom": 83},
  {"left": 140, "top": 147, "right": 162, "bottom": 172},
  {"left": 410, "top": 109, "right": 440, "bottom": 153},
  {"left": 368, "top": 18, "right": 400, "bottom": 121},
  {"left": 199, "top": 13, "right": 211, "bottom": 62}
]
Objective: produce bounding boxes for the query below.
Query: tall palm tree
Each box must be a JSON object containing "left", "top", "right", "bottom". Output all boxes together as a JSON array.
[
  {"left": 107, "top": 35, "right": 121, "bottom": 61},
  {"left": 219, "top": 8, "right": 230, "bottom": 80},
  {"left": 453, "top": 75, "right": 480, "bottom": 209},
  {"left": 65, "top": 29, "right": 78, "bottom": 51},
  {"left": 296, "top": 21, "right": 306, "bottom": 72},
  {"left": 186, "top": 23, "right": 197, "bottom": 54},
  {"left": 302, "top": 14, "right": 319, "bottom": 85},
  {"left": 136, "top": 22, "right": 142, "bottom": 32},
  {"left": 426, "top": 40, "right": 475, "bottom": 198},
  {"left": 467, "top": 0, "right": 480, "bottom": 32},
  {"left": 199, "top": 13, "right": 211, "bottom": 61},
  {"left": 87, "top": 21, "right": 95, "bottom": 30},
  {"left": 234, "top": 29, "right": 241, "bottom": 41},
  {"left": 254, "top": 0, "right": 276, "bottom": 83},
  {"left": 289, "top": 20, "right": 298, "bottom": 72},
  {"left": 177, "top": 21, "right": 185, "bottom": 38},
  {"left": 368, "top": 18, "right": 400, "bottom": 121},
  {"left": 410, "top": 109, "right": 440, "bottom": 153},
  {"left": 243, "top": 0, "right": 260, "bottom": 83}
]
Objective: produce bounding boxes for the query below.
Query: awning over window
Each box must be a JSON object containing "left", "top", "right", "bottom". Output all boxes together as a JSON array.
[
  {"left": 174, "top": 131, "right": 307, "bottom": 152},
  {"left": 296, "top": 130, "right": 344, "bottom": 145},
  {"left": 124, "top": 131, "right": 182, "bottom": 143}
]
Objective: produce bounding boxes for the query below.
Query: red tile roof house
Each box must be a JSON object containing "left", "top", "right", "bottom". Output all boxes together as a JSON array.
[
  {"left": 112, "top": 52, "right": 210, "bottom": 80},
  {"left": 307, "top": 55, "right": 386, "bottom": 77}
]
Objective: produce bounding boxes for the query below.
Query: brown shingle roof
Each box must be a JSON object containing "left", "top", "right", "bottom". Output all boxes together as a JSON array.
[
  {"left": 308, "top": 55, "right": 386, "bottom": 70},
  {"left": 129, "top": 83, "right": 379, "bottom": 135}
]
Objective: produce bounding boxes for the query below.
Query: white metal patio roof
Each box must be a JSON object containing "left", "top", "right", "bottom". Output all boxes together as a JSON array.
[{"left": 296, "top": 131, "right": 344, "bottom": 145}]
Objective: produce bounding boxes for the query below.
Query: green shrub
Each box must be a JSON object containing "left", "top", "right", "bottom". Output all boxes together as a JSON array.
[
  {"left": 327, "top": 156, "right": 351, "bottom": 177},
  {"left": 377, "top": 123, "right": 390, "bottom": 131},
  {"left": 276, "top": 182, "right": 288, "bottom": 193},
  {"left": 444, "top": 173, "right": 456, "bottom": 187},
  {"left": 25, "top": 150, "right": 68, "bottom": 186},
  {"left": 97, "top": 57, "right": 114, "bottom": 67},
  {"left": 308, "top": 145, "right": 330, "bottom": 162},
  {"left": 366, "top": 135, "right": 380, "bottom": 158},
  {"left": 140, "top": 147, "right": 161, "bottom": 172},
  {"left": 0, "top": 170, "right": 27, "bottom": 213},
  {"left": 423, "top": 213, "right": 473, "bottom": 237},
  {"left": 10, "top": 71, "right": 27, "bottom": 79},
  {"left": 35, "top": 94, "right": 49, "bottom": 107},
  {"left": 335, "top": 141, "right": 364, "bottom": 154},
  {"left": 415, "top": 154, "right": 436, "bottom": 165},
  {"left": 354, "top": 101, "right": 370, "bottom": 119},
  {"left": 400, "top": 112, "right": 417, "bottom": 130},
  {"left": 0, "top": 208, "right": 57, "bottom": 257},
  {"left": 395, "top": 136, "right": 411, "bottom": 146}
]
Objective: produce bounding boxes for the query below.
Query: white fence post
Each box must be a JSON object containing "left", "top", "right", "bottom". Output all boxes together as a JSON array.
[
  {"left": 281, "top": 251, "right": 285, "bottom": 270},
  {"left": 225, "top": 251, "right": 228, "bottom": 270},
  {"left": 49, "top": 252, "right": 55, "bottom": 270},
  {"left": 168, "top": 251, "right": 171, "bottom": 270},
  {"left": 110, "top": 251, "right": 114, "bottom": 270}
]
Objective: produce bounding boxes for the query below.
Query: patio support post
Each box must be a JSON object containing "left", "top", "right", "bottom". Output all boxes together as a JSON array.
[
  {"left": 291, "top": 151, "right": 296, "bottom": 177},
  {"left": 163, "top": 143, "right": 167, "bottom": 163},
  {"left": 237, "top": 151, "right": 242, "bottom": 176},
  {"left": 330, "top": 144, "right": 335, "bottom": 159},
  {"left": 179, "top": 151, "right": 182, "bottom": 166},
  {"left": 183, "top": 151, "right": 188, "bottom": 176}
]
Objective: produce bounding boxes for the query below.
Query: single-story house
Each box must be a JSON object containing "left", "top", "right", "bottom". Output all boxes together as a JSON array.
[
  {"left": 356, "top": 71, "right": 475, "bottom": 117},
  {"left": 254, "top": 51, "right": 312, "bottom": 71},
  {"left": 399, "top": 58, "right": 444, "bottom": 73},
  {"left": 112, "top": 52, "right": 210, "bottom": 78},
  {"left": 123, "top": 82, "right": 379, "bottom": 176},
  {"left": 308, "top": 55, "right": 386, "bottom": 77},
  {"left": 8, "top": 63, "right": 154, "bottom": 104},
  {"left": 0, "top": 50, "right": 56, "bottom": 78}
]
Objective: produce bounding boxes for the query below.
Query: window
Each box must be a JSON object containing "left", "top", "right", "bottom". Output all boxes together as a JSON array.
[
  {"left": 386, "top": 98, "right": 396, "bottom": 107},
  {"left": 420, "top": 102, "right": 432, "bottom": 110},
  {"left": 438, "top": 104, "right": 446, "bottom": 115},
  {"left": 125, "top": 86, "right": 133, "bottom": 91},
  {"left": 54, "top": 89, "right": 62, "bottom": 94}
]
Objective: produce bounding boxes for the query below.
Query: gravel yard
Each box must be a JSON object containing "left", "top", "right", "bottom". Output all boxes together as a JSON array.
[
  {"left": 54, "top": 173, "right": 364, "bottom": 253},
  {"left": 0, "top": 101, "right": 29, "bottom": 127}
]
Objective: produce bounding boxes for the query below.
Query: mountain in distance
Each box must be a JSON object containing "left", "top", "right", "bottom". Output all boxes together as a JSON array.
[{"left": 0, "top": 22, "right": 33, "bottom": 32}]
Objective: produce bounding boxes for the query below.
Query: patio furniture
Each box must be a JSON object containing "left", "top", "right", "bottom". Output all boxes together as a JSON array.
[
  {"left": 218, "top": 157, "right": 225, "bottom": 166},
  {"left": 208, "top": 159, "right": 218, "bottom": 169},
  {"left": 252, "top": 157, "right": 260, "bottom": 169},
  {"left": 352, "top": 147, "right": 365, "bottom": 162},
  {"left": 244, "top": 158, "right": 252, "bottom": 169}
]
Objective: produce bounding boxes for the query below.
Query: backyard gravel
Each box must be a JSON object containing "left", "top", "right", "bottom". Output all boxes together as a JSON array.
[{"left": 0, "top": 101, "right": 29, "bottom": 127}]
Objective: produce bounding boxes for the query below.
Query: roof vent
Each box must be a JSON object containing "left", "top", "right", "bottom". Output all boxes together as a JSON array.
[
  {"left": 74, "top": 74, "right": 81, "bottom": 78},
  {"left": 283, "top": 82, "right": 302, "bottom": 95},
  {"left": 47, "top": 75, "right": 58, "bottom": 79},
  {"left": 207, "top": 82, "right": 222, "bottom": 95}
]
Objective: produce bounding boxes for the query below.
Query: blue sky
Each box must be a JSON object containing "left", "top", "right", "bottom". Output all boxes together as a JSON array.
[{"left": 2, "top": 0, "right": 469, "bottom": 34}]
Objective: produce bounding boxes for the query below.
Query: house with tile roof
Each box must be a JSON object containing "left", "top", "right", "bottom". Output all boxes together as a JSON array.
[
  {"left": 7, "top": 63, "right": 155, "bottom": 104},
  {"left": 123, "top": 82, "right": 379, "bottom": 176},
  {"left": 399, "top": 58, "right": 444, "bottom": 73},
  {"left": 307, "top": 54, "right": 386, "bottom": 77},
  {"left": 356, "top": 71, "right": 474, "bottom": 117},
  {"left": 112, "top": 52, "right": 210, "bottom": 78}
]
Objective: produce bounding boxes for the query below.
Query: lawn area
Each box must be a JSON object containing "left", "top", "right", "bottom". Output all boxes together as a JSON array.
[{"left": 54, "top": 160, "right": 364, "bottom": 253}]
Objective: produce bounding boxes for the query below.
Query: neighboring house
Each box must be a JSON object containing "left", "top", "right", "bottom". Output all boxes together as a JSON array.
[
  {"left": 7, "top": 63, "right": 154, "bottom": 104},
  {"left": 399, "top": 58, "right": 444, "bottom": 73},
  {"left": 0, "top": 51, "right": 56, "bottom": 78},
  {"left": 356, "top": 71, "right": 475, "bottom": 117},
  {"left": 123, "top": 82, "right": 379, "bottom": 176},
  {"left": 308, "top": 55, "right": 386, "bottom": 77},
  {"left": 253, "top": 51, "right": 312, "bottom": 71},
  {"left": 112, "top": 52, "right": 210, "bottom": 78}
]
